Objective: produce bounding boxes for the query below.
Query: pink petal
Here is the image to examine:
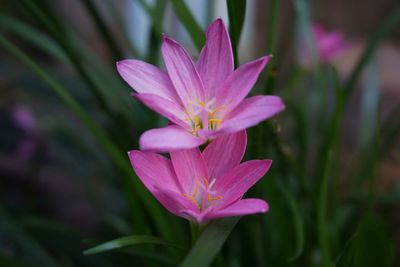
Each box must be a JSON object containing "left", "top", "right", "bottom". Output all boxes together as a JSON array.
[
  {"left": 162, "top": 36, "right": 205, "bottom": 104},
  {"left": 218, "top": 95, "right": 285, "bottom": 134},
  {"left": 197, "top": 18, "right": 233, "bottom": 98},
  {"left": 128, "top": 150, "right": 181, "bottom": 193},
  {"left": 152, "top": 188, "right": 199, "bottom": 221},
  {"left": 139, "top": 125, "right": 205, "bottom": 152},
  {"left": 215, "top": 160, "right": 272, "bottom": 207},
  {"left": 134, "top": 93, "right": 188, "bottom": 128},
  {"left": 171, "top": 148, "right": 208, "bottom": 194},
  {"left": 116, "top": 60, "right": 179, "bottom": 102},
  {"left": 202, "top": 130, "right": 246, "bottom": 180},
  {"left": 204, "top": 198, "right": 269, "bottom": 220},
  {"left": 215, "top": 55, "right": 271, "bottom": 111}
]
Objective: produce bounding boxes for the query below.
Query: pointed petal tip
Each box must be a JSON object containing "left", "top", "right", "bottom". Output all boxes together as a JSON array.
[
  {"left": 162, "top": 35, "right": 176, "bottom": 45},
  {"left": 259, "top": 55, "right": 272, "bottom": 65},
  {"left": 261, "top": 159, "right": 273, "bottom": 171},
  {"left": 213, "top": 17, "right": 224, "bottom": 26},
  {"left": 127, "top": 150, "right": 141, "bottom": 160},
  {"left": 115, "top": 60, "right": 125, "bottom": 71},
  {"left": 260, "top": 201, "right": 270, "bottom": 213},
  {"left": 115, "top": 59, "right": 130, "bottom": 68}
]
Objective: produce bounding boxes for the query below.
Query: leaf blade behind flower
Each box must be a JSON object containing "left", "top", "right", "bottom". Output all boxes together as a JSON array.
[
  {"left": 226, "top": 0, "right": 246, "bottom": 67},
  {"left": 83, "top": 235, "right": 183, "bottom": 255},
  {"left": 169, "top": 0, "right": 205, "bottom": 51},
  {"left": 179, "top": 217, "right": 240, "bottom": 267}
]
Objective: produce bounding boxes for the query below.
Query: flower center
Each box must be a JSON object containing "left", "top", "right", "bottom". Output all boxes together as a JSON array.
[
  {"left": 182, "top": 176, "right": 222, "bottom": 212},
  {"left": 185, "top": 98, "right": 225, "bottom": 135}
]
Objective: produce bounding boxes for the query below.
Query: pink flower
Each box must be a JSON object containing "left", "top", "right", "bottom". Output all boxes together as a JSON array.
[
  {"left": 313, "top": 24, "right": 347, "bottom": 63},
  {"left": 128, "top": 130, "right": 271, "bottom": 223},
  {"left": 117, "top": 18, "right": 285, "bottom": 152}
]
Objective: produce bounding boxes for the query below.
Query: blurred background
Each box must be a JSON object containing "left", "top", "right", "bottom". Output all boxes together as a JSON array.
[{"left": 1, "top": 0, "right": 399, "bottom": 266}]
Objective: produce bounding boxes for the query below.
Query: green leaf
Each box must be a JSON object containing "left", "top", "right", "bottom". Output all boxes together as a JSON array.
[
  {"left": 0, "top": 255, "right": 36, "bottom": 267},
  {"left": 285, "top": 181, "right": 305, "bottom": 261},
  {"left": 0, "top": 14, "right": 66, "bottom": 61},
  {"left": 137, "top": 0, "right": 165, "bottom": 37},
  {"left": 81, "top": 0, "right": 124, "bottom": 60},
  {"left": 83, "top": 235, "right": 183, "bottom": 255},
  {"left": 358, "top": 58, "right": 379, "bottom": 151},
  {"left": 335, "top": 233, "right": 359, "bottom": 267},
  {"left": 344, "top": 7, "right": 400, "bottom": 96},
  {"left": 179, "top": 218, "right": 239, "bottom": 267},
  {"left": 169, "top": 0, "right": 205, "bottom": 51},
  {"left": 265, "top": 0, "right": 279, "bottom": 54},
  {"left": 0, "top": 208, "right": 61, "bottom": 267},
  {"left": 315, "top": 68, "right": 345, "bottom": 267},
  {"left": 336, "top": 215, "right": 394, "bottom": 267},
  {"left": 104, "top": 0, "right": 139, "bottom": 56},
  {"left": 227, "top": 0, "right": 246, "bottom": 67},
  {"left": 0, "top": 36, "right": 173, "bottom": 239}
]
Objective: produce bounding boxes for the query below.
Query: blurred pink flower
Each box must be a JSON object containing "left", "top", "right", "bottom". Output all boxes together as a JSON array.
[
  {"left": 117, "top": 18, "right": 284, "bottom": 152},
  {"left": 313, "top": 24, "right": 347, "bottom": 63},
  {"left": 128, "top": 130, "right": 271, "bottom": 223}
]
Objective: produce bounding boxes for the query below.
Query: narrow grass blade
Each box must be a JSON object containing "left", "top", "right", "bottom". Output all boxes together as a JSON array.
[
  {"left": 264, "top": 0, "right": 280, "bottom": 93},
  {"left": 226, "top": 0, "right": 246, "bottom": 67},
  {"left": 21, "top": 0, "right": 113, "bottom": 117},
  {"left": 81, "top": 0, "right": 124, "bottom": 60},
  {"left": 0, "top": 14, "right": 65, "bottom": 60},
  {"left": 268, "top": 125, "right": 306, "bottom": 261},
  {"left": 83, "top": 235, "right": 183, "bottom": 255},
  {"left": 335, "top": 233, "right": 359, "bottom": 267},
  {"left": 179, "top": 218, "right": 239, "bottom": 267},
  {"left": 344, "top": 7, "right": 400, "bottom": 96},
  {"left": 336, "top": 215, "right": 394, "bottom": 267},
  {"left": 0, "top": 36, "right": 173, "bottom": 239},
  {"left": 104, "top": 0, "right": 139, "bottom": 56},
  {"left": 170, "top": 0, "right": 205, "bottom": 51},
  {"left": 358, "top": 58, "right": 379, "bottom": 152},
  {"left": 315, "top": 69, "right": 345, "bottom": 267},
  {"left": 266, "top": 0, "right": 279, "bottom": 54},
  {"left": 0, "top": 208, "right": 61, "bottom": 267},
  {"left": 137, "top": 0, "right": 164, "bottom": 37},
  {"left": 140, "top": 0, "right": 167, "bottom": 64}
]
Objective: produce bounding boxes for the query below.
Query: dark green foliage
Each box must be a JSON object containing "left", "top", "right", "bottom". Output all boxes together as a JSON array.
[{"left": 0, "top": 1, "right": 399, "bottom": 266}]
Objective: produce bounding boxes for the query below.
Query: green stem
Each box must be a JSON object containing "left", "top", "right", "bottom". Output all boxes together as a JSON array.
[
  {"left": 317, "top": 150, "right": 333, "bottom": 267},
  {"left": 190, "top": 221, "right": 208, "bottom": 246},
  {"left": 190, "top": 221, "right": 201, "bottom": 245}
]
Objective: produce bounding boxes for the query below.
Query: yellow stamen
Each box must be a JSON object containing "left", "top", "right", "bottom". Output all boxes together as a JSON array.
[
  {"left": 202, "top": 176, "right": 209, "bottom": 188},
  {"left": 209, "top": 105, "right": 225, "bottom": 116},
  {"left": 182, "top": 176, "right": 201, "bottom": 210},
  {"left": 208, "top": 118, "right": 223, "bottom": 123},
  {"left": 208, "top": 195, "right": 222, "bottom": 202}
]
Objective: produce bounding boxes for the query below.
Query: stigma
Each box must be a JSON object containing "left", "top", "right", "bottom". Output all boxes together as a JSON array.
[
  {"left": 182, "top": 176, "right": 222, "bottom": 212},
  {"left": 185, "top": 98, "right": 225, "bottom": 135}
]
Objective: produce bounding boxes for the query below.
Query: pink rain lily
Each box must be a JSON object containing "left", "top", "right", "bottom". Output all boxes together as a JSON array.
[
  {"left": 128, "top": 130, "right": 271, "bottom": 223},
  {"left": 313, "top": 24, "right": 347, "bottom": 63},
  {"left": 117, "top": 18, "right": 285, "bottom": 152}
]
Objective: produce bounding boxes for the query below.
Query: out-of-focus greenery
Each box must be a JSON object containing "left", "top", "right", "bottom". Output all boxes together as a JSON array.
[{"left": 1, "top": 0, "right": 400, "bottom": 266}]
